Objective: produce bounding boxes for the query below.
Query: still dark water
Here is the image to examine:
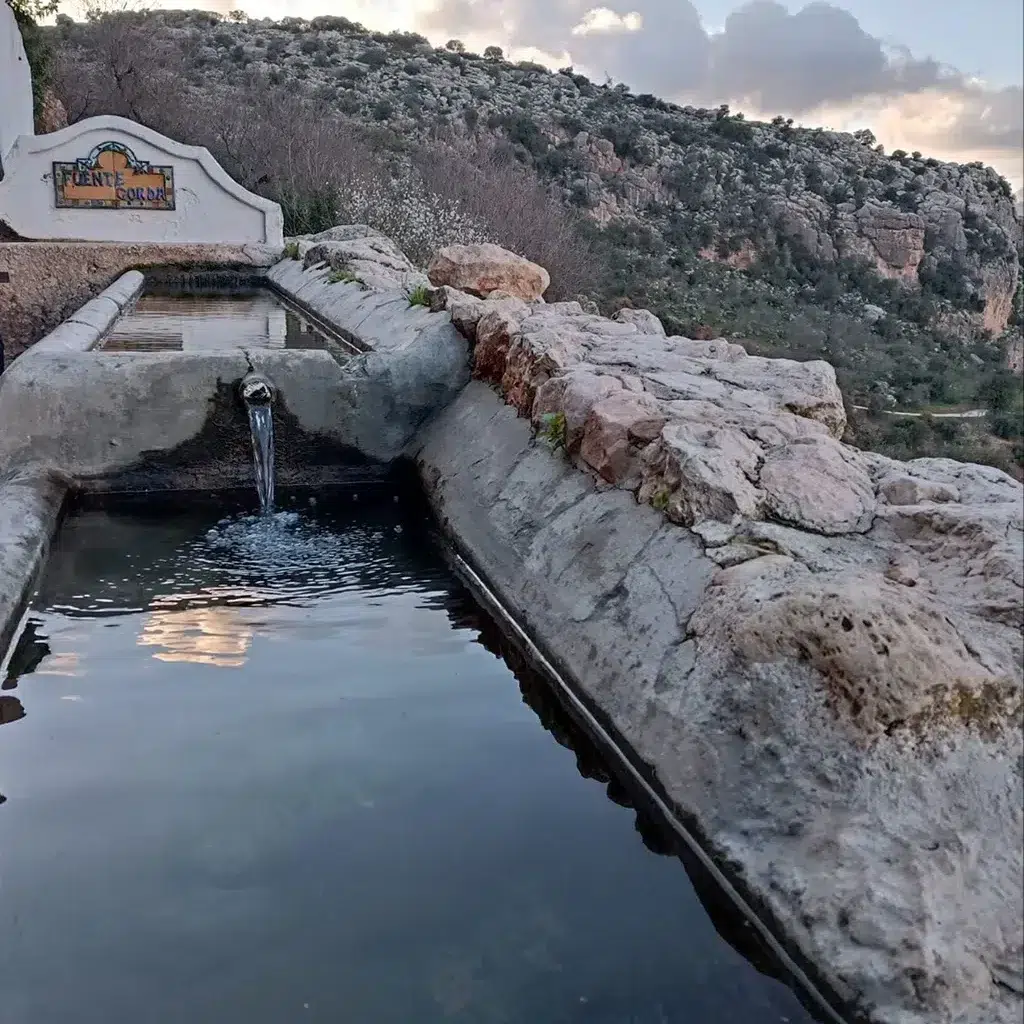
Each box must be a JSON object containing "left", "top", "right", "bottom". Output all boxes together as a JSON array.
[{"left": 0, "top": 492, "right": 816, "bottom": 1024}]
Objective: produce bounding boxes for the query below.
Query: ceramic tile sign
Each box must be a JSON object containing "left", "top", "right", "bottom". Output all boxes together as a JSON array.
[{"left": 53, "top": 141, "right": 175, "bottom": 210}]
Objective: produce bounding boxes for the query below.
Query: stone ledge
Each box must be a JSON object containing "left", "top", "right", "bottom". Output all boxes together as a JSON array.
[
  {"left": 29, "top": 270, "right": 143, "bottom": 355},
  {"left": 0, "top": 466, "right": 69, "bottom": 662}
]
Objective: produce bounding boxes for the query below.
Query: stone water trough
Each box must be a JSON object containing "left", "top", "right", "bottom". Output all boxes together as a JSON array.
[{"left": 0, "top": 227, "right": 1021, "bottom": 1024}]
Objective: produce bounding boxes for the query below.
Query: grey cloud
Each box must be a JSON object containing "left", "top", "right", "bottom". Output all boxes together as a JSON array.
[
  {"left": 943, "top": 84, "right": 1023, "bottom": 151},
  {"left": 418, "top": 0, "right": 953, "bottom": 109},
  {"left": 418, "top": 0, "right": 1021, "bottom": 177},
  {"left": 419, "top": 0, "right": 583, "bottom": 47},
  {"left": 705, "top": 1, "right": 952, "bottom": 111},
  {"left": 567, "top": 2, "right": 710, "bottom": 95}
]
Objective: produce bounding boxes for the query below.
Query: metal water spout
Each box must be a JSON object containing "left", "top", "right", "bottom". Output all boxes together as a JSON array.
[
  {"left": 240, "top": 372, "right": 275, "bottom": 407},
  {"left": 240, "top": 372, "right": 276, "bottom": 513}
]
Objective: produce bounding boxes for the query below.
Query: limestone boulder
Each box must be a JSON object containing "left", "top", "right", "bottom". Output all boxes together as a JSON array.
[
  {"left": 299, "top": 224, "right": 389, "bottom": 244},
  {"left": 532, "top": 369, "right": 623, "bottom": 452},
  {"left": 473, "top": 308, "right": 527, "bottom": 383},
  {"left": 429, "top": 286, "right": 530, "bottom": 344},
  {"left": 612, "top": 307, "right": 666, "bottom": 335},
  {"left": 639, "top": 422, "right": 765, "bottom": 525},
  {"left": 427, "top": 243, "right": 550, "bottom": 301},
  {"left": 877, "top": 474, "right": 959, "bottom": 506},
  {"left": 501, "top": 328, "right": 585, "bottom": 415},
  {"left": 303, "top": 233, "right": 418, "bottom": 291},
  {"left": 709, "top": 355, "right": 847, "bottom": 437},
  {"left": 760, "top": 437, "right": 877, "bottom": 535}
]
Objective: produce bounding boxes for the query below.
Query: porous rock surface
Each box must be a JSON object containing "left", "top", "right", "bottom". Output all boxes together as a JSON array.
[
  {"left": 291, "top": 223, "right": 431, "bottom": 294},
  {"left": 411, "top": 243, "right": 1023, "bottom": 1024}
]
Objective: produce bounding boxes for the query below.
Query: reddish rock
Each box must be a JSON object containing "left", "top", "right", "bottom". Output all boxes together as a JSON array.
[
  {"left": 473, "top": 309, "right": 522, "bottom": 384},
  {"left": 502, "top": 329, "right": 583, "bottom": 416},
  {"left": 579, "top": 392, "right": 667, "bottom": 488},
  {"left": 427, "top": 243, "right": 550, "bottom": 301}
]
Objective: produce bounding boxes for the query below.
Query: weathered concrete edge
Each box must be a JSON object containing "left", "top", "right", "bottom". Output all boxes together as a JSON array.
[
  {"left": 0, "top": 468, "right": 69, "bottom": 668},
  {"left": 29, "top": 270, "right": 145, "bottom": 355},
  {"left": 267, "top": 258, "right": 442, "bottom": 354},
  {"left": 266, "top": 258, "right": 472, "bottom": 461},
  {"left": 413, "top": 381, "right": 854, "bottom": 1022}
]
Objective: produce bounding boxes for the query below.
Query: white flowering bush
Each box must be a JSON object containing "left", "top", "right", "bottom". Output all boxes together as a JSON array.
[{"left": 337, "top": 162, "right": 494, "bottom": 267}]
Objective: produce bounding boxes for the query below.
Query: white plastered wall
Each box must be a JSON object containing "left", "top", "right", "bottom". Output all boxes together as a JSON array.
[
  {"left": 0, "top": 115, "right": 284, "bottom": 246},
  {"left": 0, "top": 1, "right": 34, "bottom": 169}
]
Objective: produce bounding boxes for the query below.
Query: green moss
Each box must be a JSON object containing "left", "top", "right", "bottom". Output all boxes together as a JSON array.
[
  {"left": 650, "top": 486, "right": 671, "bottom": 512},
  {"left": 283, "top": 241, "right": 300, "bottom": 260}
]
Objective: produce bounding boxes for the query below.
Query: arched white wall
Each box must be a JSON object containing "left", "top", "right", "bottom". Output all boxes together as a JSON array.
[
  {"left": 0, "top": 115, "right": 283, "bottom": 245},
  {"left": 0, "top": 1, "right": 34, "bottom": 166}
]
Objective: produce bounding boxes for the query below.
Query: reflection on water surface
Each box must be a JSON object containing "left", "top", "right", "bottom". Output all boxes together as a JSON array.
[{"left": 0, "top": 492, "right": 822, "bottom": 1024}]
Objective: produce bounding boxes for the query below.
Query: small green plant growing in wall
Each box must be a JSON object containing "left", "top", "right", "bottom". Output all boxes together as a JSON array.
[
  {"left": 407, "top": 284, "right": 432, "bottom": 308},
  {"left": 328, "top": 268, "right": 362, "bottom": 286},
  {"left": 537, "top": 411, "right": 567, "bottom": 451},
  {"left": 650, "top": 486, "right": 671, "bottom": 512},
  {"left": 283, "top": 241, "right": 300, "bottom": 260}
]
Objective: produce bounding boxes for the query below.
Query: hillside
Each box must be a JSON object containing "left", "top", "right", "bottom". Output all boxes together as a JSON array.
[{"left": 35, "top": 9, "right": 1024, "bottom": 472}]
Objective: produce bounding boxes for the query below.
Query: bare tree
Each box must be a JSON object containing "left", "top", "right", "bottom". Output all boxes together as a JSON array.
[{"left": 49, "top": 25, "right": 596, "bottom": 294}]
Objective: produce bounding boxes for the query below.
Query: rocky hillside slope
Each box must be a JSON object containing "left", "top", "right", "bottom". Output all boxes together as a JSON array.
[
  {"left": 33, "top": 10, "right": 1024, "bottom": 472},
  {"left": 48, "top": 11, "right": 1022, "bottom": 331}
]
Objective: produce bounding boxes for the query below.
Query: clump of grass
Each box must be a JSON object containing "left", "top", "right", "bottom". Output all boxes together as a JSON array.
[
  {"left": 327, "top": 268, "right": 362, "bottom": 286},
  {"left": 283, "top": 241, "right": 300, "bottom": 260},
  {"left": 537, "top": 411, "right": 567, "bottom": 451},
  {"left": 650, "top": 486, "right": 671, "bottom": 512},
  {"left": 407, "top": 284, "right": 432, "bottom": 307}
]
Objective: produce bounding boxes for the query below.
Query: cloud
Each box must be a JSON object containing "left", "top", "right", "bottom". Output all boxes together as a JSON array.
[
  {"left": 846, "top": 85, "right": 1024, "bottom": 187},
  {"left": 415, "top": 0, "right": 1023, "bottom": 186},
  {"left": 571, "top": 7, "right": 642, "bottom": 36},
  {"left": 704, "top": 2, "right": 952, "bottom": 112}
]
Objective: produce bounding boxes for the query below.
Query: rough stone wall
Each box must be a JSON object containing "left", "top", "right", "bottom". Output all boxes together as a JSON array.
[
  {"left": 0, "top": 241, "right": 280, "bottom": 360},
  {"left": 416, "top": 382, "right": 1023, "bottom": 1024}
]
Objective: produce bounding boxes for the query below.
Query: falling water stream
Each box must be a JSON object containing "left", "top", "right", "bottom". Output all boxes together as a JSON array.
[
  {"left": 241, "top": 375, "right": 276, "bottom": 513},
  {"left": 247, "top": 403, "right": 275, "bottom": 513}
]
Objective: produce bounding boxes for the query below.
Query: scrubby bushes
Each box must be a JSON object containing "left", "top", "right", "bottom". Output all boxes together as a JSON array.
[{"left": 46, "top": 21, "right": 595, "bottom": 298}]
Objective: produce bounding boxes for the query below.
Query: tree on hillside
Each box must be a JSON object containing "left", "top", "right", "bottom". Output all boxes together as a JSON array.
[
  {"left": 444, "top": 39, "right": 464, "bottom": 53},
  {"left": 483, "top": 45, "right": 503, "bottom": 60},
  {"left": 977, "top": 370, "right": 1022, "bottom": 413}
]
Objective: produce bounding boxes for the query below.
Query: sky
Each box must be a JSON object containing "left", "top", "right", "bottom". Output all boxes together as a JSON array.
[{"left": 73, "top": 0, "right": 1024, "bottom": 189}]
